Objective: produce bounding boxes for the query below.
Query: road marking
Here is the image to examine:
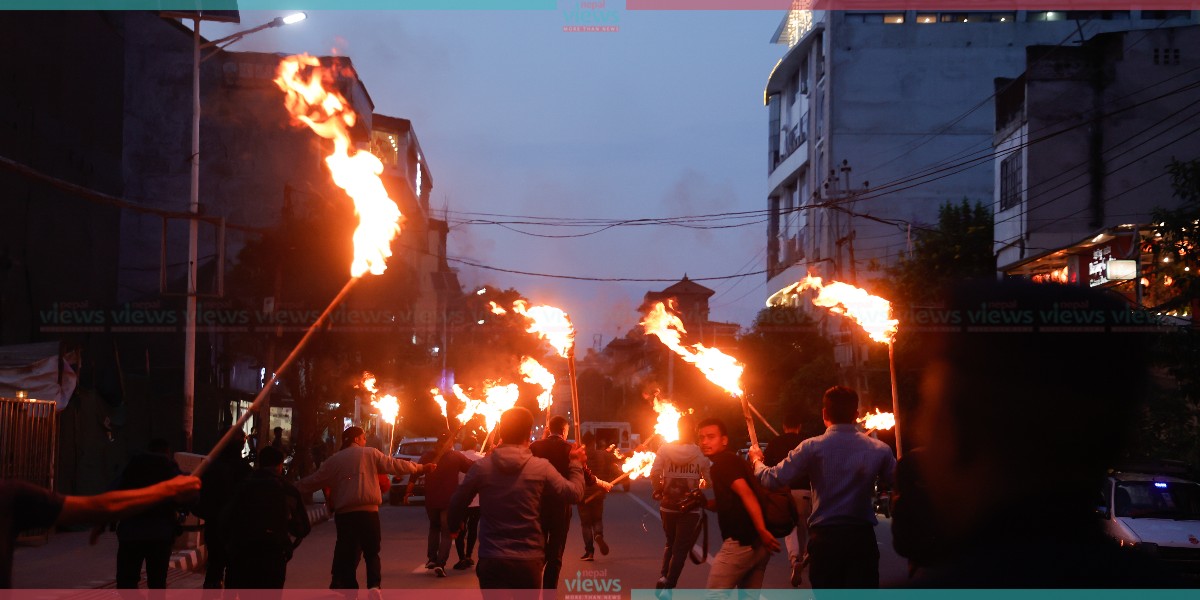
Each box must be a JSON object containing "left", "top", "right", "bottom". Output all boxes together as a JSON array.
[{"left": 625, "top": 493, "right": 707, "bottom": 564}]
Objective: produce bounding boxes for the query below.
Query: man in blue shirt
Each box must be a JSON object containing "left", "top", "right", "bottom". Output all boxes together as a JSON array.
[{"left": 748, "top": 386, "right": 895, "bottom": 588}]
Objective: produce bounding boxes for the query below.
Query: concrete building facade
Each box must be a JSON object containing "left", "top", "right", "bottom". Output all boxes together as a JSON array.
[
  {"left": 763, "top": 8, "right": 1198, "bottom": 301},
  {"left": 993, "top": 26, "right": 1200, "bottom": 306}
]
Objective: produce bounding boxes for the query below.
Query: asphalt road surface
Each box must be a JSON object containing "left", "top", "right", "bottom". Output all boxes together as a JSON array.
[{"left": 278, "top": 479, "right": 906, "bottom": 591}]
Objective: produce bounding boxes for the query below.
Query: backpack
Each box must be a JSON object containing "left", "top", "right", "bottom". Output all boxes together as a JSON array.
[{"left": 747, "top": 473, "right": 798, "bottom": 538}]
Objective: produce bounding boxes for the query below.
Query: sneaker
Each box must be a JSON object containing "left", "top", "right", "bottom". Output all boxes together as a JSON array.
[
  {"left": 580, "top": 552, "right": 594, "bottom": 561},
  {"left": 595, "top": 534, "right": 609, "bottom": 556},
  {"left": 453, "top": 558, "right": 472, "bottom": 570},
  {"left": 433, "top": 566, "right": 447, "bottom": 578},
  {"left": 424, "top": 560, "right": 437, "bottom": 569},
  {"left": 790, "top": 562, "right": 803, "bottom": 588},
  {"left": 655, "top": 577, "right": 668, "bottom": 590}
]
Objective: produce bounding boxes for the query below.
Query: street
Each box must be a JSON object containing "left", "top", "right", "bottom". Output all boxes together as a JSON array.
[{"left": 14, "top": 479, "right": 907, "bottom": 594}]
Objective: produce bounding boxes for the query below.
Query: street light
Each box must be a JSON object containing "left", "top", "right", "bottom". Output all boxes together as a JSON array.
[{"left": 183, "top": 12, "right": 306, "bottom": 451}]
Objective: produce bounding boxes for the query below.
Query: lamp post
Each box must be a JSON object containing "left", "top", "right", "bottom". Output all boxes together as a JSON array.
[{"left": 184, "top": 13, "right": 306, "bottom": 451}]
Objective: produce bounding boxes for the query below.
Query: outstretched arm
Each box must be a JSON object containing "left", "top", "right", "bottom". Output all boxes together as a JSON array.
[{"left": 58, "top": 475, "right": 200, "bottom": 528}]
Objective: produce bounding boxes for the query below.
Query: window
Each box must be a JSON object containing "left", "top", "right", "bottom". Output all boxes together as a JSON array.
[
  {"left": 1154, "top": 48, "right": 1183, "bottom": 65},
  {"left": 845, "top": 12, "right": 903, "bottom": 24},
  {"left": 916, "top": 13, "right": 937, "bottom": 23},
  {"left": 1027, "top": 11, "right": 1067, "bottom": 22},
  {"left": 799, "top": 59, "right": 809, "bottom": 95},
  {"left": 1000, "top": 151, "right": 1023, "bottom": 211},
  {"left": 1142, "top": 10, "right": 1191, "bottom": 21}
]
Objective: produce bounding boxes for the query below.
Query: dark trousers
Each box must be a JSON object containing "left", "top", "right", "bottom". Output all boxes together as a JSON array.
[
  {"left": 203, "top": 521, "right": 231, "bottom": 589},
  {"left": 116, "top": 539, "right": 172, "bottom": 589},
  {"left": 331, "top": 511, "right": 382, "bottom": 589},
  {"left": 426, "top": 506, "right": 461, "bottom": 567},
  {"left": 578, "top": 495, "right": 605, "bottom": 553},
  {"left": 540, "top": 506, "right": 571, "bottom": 589},
  {"left": 477, "top": 556, "right": 544, "bottom": 600},
  {"left": 807, "top": 523, "right": 880, "bottom": 589},
  {"left": 226, "top": 542, "right": 289, "bottom": 590},
  {"left": 455, "top": 506, "right": 481, "bottom": 560},
  {"left": 659, "top": 510, "right": 701, "bottom": 588}
]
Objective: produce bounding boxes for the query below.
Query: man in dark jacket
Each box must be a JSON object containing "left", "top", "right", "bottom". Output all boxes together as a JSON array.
[
  {"left": 222, "top": 446, "right": 310, "bottom": 589},
  {"left": 109, "top": 439, "right": 183, "bottom": 589},
  {"left": 423, "top": 434, "right": 474, "bottom": 577},
  {"left": 448, "top": 408, "right": 585, "bottom": 596},
  {"left": 529, "top": 416, "right": 597, "bottom": 589},
  {"left": 196, "top": 428, "right": 253, "bottom": 589},
  {"left": 762, "top": 410, "right": 812, "bottom": 587}
]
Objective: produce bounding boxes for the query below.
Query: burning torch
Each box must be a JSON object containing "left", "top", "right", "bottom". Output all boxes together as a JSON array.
[
  {"left": 768, "top": 274, "right": 902, "bottom": 456},
  {"left": 194, "top": 54, "right": 403, "bottom": 476}
]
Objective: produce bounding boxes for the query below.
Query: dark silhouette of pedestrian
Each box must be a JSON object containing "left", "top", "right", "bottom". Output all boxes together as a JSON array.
[
  {"left": 197, "top": 428, "right": 253, "bottom": 589},
  {"left": 453, "top": 436, "right": 485, "bottom": 570},
  {"left": 222, "top": 446, "right": 310, "bottom": 590},
  {"left": 578, "top": 432, "right": 614, "bottom": 561},
  {"left": 109, "top": 438, "right": 183, "bottom": 589},
  {"left": 762, "top": 410, "right": 813, "bottom": 587}
]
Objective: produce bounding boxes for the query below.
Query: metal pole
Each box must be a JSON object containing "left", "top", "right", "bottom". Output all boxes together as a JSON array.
[
  {"left": 193, "top": 277, "right": 360, "bottom": 477},
  {"left": 888, "top": 341, "right": 903, "bottom": 459},
  {"left": 183, "top": 18, "right": 201, "bottom": 452}
]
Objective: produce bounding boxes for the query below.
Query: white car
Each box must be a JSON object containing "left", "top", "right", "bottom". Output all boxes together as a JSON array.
[
  {"left": 1098, "top": 471, "right": 1200, "bottom": 579},
  {"left": 388, "top": 437, "right": 439, "bottom": 505}
]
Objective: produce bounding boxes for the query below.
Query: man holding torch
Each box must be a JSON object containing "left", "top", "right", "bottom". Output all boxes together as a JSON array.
[
  {"left": 748, "top": 386, "right": 895, "bottom": 589},
  {"left": 697, "top": 417, "right": 780, "bottom": 595},
  {"left": 297, "top": 426, "right": 434, "bottom": 589}
]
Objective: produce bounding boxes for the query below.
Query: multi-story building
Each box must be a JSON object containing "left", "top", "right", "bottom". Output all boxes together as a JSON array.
[
  {"left": 992, "top": 25, "right": 1200, "bottom": 310},
  {"left": 0, "top": 11, "right": 453, "bottom": 490},
  {"left": 764, "top": 9, "right": 1197, "bottom": 299}
]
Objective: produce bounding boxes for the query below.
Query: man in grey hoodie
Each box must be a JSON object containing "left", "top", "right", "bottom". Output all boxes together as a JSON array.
[
  {"left": 448, "top": 407, "right": 586, "bottom": 596},
  {"left": 649, "top": 415, "right": 711, "bottom": 590}
]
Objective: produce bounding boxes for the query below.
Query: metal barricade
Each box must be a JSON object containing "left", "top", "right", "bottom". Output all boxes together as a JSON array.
[{"left": 1, "top": 397, "right": 58, "bottom": 542}]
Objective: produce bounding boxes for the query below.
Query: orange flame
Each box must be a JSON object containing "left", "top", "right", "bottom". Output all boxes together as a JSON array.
[
  {"left": 492, "top": 300, "right": 575, "bottom": 358},
  {"left": 641, "top": 302, "right": 744, "bottom": 397},
  {"left": 620, "top": 450, "right": 658, "bottom": 480},
  {"left": 274, "top": 54, "right": 402, "bottom": 277},
  {"left": 373, "top": 394, "right": 400, "bottom": 425},
  {"left": 430, "top": 388, "right": 448, "bottom": 419},
  {"left": 452, "top": 382, "right": 519, "bottom": 431},
  {"left": 768, "top": 274, "right": 898, "bottom": 344},
  {"left": 857, "top": 409, "right": 895, "bottom": 431},
  {"left": 360, "top": 372, "right": 398, "bottom": 423},
  {"left": 360, "top": 372, "right": 379, "bottom": 395},
  {"left": 519, "top": 357, "right": 556, "bottom": 412},
  {"left": 653, "top": 398, "right": 685, "bottom": 443}
]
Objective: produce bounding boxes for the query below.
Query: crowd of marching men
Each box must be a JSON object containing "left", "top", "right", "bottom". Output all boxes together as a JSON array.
[{"left": 3, "top": 281, "right": 1192, "bottom": 592}]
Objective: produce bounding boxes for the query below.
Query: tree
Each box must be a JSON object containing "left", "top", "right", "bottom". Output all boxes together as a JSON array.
[
  {"left": 738, "top": 306, "right": 836, "bottom": 439},
  {"left": 886, "top": 199, "right": 995, "bottom": 307},
  {"left": 1128, "top": 159, "right": 1200, "bottom": 467}
]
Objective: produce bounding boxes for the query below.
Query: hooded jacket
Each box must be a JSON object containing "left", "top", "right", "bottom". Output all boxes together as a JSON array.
[
  {"left": 297, "top": 445, "right": 421, "bottom": 514},
  {"left": 650, "top": 441, "right": 711, "bottom": 513},
  {"left": 447, "top": 445, "right": 584, "bottom": 560}
]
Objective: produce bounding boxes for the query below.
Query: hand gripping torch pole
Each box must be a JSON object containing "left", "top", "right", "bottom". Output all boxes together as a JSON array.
[{"left": 193, "top": 278, "right": 360, "bottom": 477}]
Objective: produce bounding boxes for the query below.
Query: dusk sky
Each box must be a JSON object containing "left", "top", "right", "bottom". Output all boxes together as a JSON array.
[{"left": 203, "top": 7, "right": 786, "bottom": 347}]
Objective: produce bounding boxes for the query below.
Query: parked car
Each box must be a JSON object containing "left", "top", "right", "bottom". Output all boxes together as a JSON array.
[
  {"left": 1098, "top": 469, "right": 1200, "bottom": 580},
  {"left": 388, "top": 437, "right": 439, "bottom": 505}
]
